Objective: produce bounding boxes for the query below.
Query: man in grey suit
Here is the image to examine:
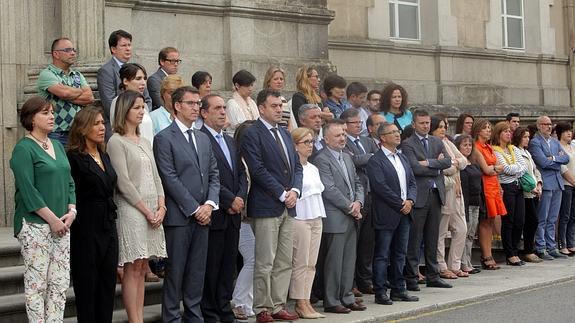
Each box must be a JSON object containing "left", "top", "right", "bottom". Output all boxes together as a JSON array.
[
  {"left": 401, "top": 109, "right": 452, "bottom": 291},
  {"left": 314, "top": 119, "right": 366, "bottom": 314},
  {"left": 147, "top": 47, "right": 181, "bottom": 110},
  {"left": 97, "top": 30, "right": 151, "bottom": 137},
  {"left": 341, "top": 108, "right": 378, "bottom": 295},
  {"left": 153, "top": 86, "right": 220, "bottom": 323}
]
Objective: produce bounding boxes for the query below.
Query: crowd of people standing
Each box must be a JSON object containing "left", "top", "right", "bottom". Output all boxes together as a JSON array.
[{"left": 10, "top": 30, "right": 575, "bottom": 323}]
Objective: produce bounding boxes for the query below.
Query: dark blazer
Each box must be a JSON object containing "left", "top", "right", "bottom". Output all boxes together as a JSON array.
[
  {"left": 314, "top": 147, "right": 364, "bottom": 234},
  {"left": 240, "top": 119, "right": 303, "bottom": 218},
  {"left": 367, "top": 149, "right": 417, "bottom": 231},
  {"left": 153, "top": 121, "right": 220, "bottom": 226},
  {"left": 147, "top": 68, "right": 166, "bottom": 110},
  {"left": 67, "top": 150, "right": 117, "bottom": 232},
  {"left": 200, "top": 126, "right": 247, "bottom": 230},
  {"left": 401, "top": 134, "right": 451, "bottom": 208},
  {"left": 344, "top": 135, "right": 378, "bottom": 191},
  {"left": 528, "top": 133, "right": 569, "bottom": 191}
]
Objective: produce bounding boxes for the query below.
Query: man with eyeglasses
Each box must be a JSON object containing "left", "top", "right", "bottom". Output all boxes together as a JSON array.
[
  {"left": 148, "top": 47, "right": 181, "bottom": 110},
  {"left": 154, "top": 86, "right": 220, "bottom": 322},
  {"left": 340, "top": 108, "right": 378, "bottom": 297},
  {"left": 37, "top": 37, "right": 94, "bottom": 146}
]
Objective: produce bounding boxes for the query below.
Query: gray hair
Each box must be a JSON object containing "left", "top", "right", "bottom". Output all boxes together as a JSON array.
[
  {"left": 376, "top": 122, "right": 396, "bottom": 138},
  {"left": 298, "top": 103, "right": 321, "bottom": 122}
]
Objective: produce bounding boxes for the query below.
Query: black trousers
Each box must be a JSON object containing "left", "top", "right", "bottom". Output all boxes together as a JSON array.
[
  {"left": 71, "top": 227, "right": 118, "bottom": 323},
  {"left": 523, "top": 197, "right": 539, "bottom": 254},
  {"left": 355, "top": 194, "right": 374, "bottom": 291},
  {"left": 501, "top": 182, "right": 525, "bottom": 258},
  {"left": 201, "top": 224, "right": 240, "bottom": 323}
]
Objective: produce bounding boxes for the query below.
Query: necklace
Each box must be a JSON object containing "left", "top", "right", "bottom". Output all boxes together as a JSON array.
[
  {"left": 88, "top": 152, "right": 102, "bottom": 166},
  {"left": 29, "top": 133, "right": 49, "bottom": 150}
]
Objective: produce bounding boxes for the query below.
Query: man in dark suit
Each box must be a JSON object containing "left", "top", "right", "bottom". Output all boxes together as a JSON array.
[
  {"left": 298, "top": 103, "right": 324, "bottom": 160},
  {"left": 153, "top": 86, "right": 220, "bottom": 323},
  {"left": 314, "top": 119, "right": 366, "bottom": 314},
  {"left": 367, "top": 122, "right": 419, "bottom": 305},
  {"left": 341, "top": 108, "right": 378, "bottom": 296},
  {"left": 240, "top": 89, "right": 303, "bottom": 323},
  {"left": 401, "top": 109, "right": 452, "bottom": 291},
  {"left": 147, "top": 47, "right": 181, "bottom": 110},
  {"left": 199, "top": 94, "right": 248, "bottom": 323},
  {"left": 97, "top": 30, "right": 151, "bottom": 137}
]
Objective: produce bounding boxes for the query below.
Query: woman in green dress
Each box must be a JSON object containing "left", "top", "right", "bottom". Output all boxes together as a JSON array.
[{"left": 10, "top": 96, "right": 76, "bottom": 322}]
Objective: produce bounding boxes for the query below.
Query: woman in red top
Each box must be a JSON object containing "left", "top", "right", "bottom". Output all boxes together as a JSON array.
[{"left": 471, "top": 119, "right": 507, "bottom": 270}]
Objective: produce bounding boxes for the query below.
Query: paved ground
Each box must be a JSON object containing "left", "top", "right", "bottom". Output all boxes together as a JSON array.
[{"left": 401, "top": 279, "right": 575, "bottom": 322}]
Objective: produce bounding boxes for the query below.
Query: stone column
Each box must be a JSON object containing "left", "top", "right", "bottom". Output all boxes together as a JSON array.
[
  {"left": 61, "top": 0, "right": 105, "bottom": 62},
  {"left": 565, "top": 0, "right": 575, "bottom": 107}
]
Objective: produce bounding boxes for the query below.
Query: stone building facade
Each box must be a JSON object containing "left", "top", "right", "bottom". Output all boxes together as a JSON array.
[{"left": 0, "top": 0, "right": 574, "bottom": 225}]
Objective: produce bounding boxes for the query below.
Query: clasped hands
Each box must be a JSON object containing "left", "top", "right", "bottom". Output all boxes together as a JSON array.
[{"left": 348, "top": 201, "right": 362, "bottom": 220}]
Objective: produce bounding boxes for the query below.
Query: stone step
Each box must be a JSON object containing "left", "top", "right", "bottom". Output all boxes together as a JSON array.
[
  {"left": 0, "top": 266, "right": 24, "bottom": 296},
  {"left": 0, "top": 281, "right": 163, "bottom": 322},
  {"left": 0, "top": 245, "right": 23, "bottom": 268}
]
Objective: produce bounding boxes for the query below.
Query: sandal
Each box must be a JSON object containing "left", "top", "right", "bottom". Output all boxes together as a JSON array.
[
  {"left": 439, "top": 269, "right": 458, "bottom": 279},
  {"left": 452, "top": 270, "right": 470, "bottom": 278},
  {"left": 480, "top": 256, "right": 501, "bottom": 270},
  {"left": 232, "top": 305, "right": 248, "bottom": 321}
]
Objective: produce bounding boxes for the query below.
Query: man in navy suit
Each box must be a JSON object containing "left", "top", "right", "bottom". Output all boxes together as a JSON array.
[
  {"left": 367, "top": 122, "right": 418, "bottom": 305},
  {"left": 147, "top": 47, "right": 181, "bottom": 110},
  {"left": 529, "top": 115, "right": 570, "bottom": 260},
  {"left": 154, "top": 86, "right": 220, "bottom": 322},
  {"left": 199, "top": 94, "right": 248, "bottom": 323},
  {"left": 240, "top": 89, "right": 303, "bottom": 323}
]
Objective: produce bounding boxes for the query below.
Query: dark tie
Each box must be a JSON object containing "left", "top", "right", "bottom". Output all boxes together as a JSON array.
[
  {"left": 271, "top": 128, "right": 290, "bottom": 170},
  {"left": 354, "top": 138, "right": 366, "bottom": 154},
  {"left": 187, "top": 129, "right": 199, "bottom": 163},
  {"left": 421, "top": 137, "right": 429, "bottom": 157}
]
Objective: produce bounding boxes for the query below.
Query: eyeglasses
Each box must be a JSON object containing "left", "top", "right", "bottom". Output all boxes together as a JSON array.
[
  {"left": 180, "top": 100, "right": 202, "bottom": 107},
  {"left": 346, "top": 120, "right": 363, "bottom": 125},
  {"left": 54, "top": 48, "right": 77, "bottom": 53},
  {"left": 164, "top": 59, "right": 182, "bottom": 64},
  {"left": 298, "top": 140, "right": 314, "bottom": 146},
  {"left": 540, "top": 123, "right": 553, "bottom": 126},
  {"left": 382, "top": 130, "right": 401, "bottom": 135}
]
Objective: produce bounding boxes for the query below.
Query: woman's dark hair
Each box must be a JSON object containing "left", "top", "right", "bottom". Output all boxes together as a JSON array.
[
  {"left": 555, "top": 121, "right": 573, "bottom": 140},
  {"left": 380, "top": 83, "right": 408, "bottom": 113},
  {"left": 113, "top": 90, "right": 145, "bottom": 136},
  {"left": 68, "top": 105, "right": 106, "bottom": 153},
  {"left": 20, "top": 96, "right": 52, "bottom": 131},
  {"left": 430, "top": 115, "right": 443, "bottom": 135},
  {"left": 527, "top": 123, "right": 538, "bottom": 140},
  {"left": 232, "top": 70, "right": 256, "bottom": 88},
  {"left": 454, "top": 134, "right": 474, "bottom": 158},
  {"left": 191, "top": 71, "right": 212, "bottom": 89},
  {"left": 512, "top": 126, "right": 529, "bottom": 147},
  {"left": 400, "top": 124, "right": 414, "bottom": 141},
  {"left": 455, "top": 113, "right": 474, "bottom": 134},
  {"left": 119, "top": 63, "right": 147, "bottom": 91},
  {"left": 323, "top": 74, "right": 347, "bottom": 97}
]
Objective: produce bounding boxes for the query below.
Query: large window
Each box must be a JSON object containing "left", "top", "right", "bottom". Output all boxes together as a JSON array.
[
  {"left": 389, "top": 0, "right": 420, "bottom": 41},
  {"left": 501, "top": 0, "right": 524, "bottom": 49}
]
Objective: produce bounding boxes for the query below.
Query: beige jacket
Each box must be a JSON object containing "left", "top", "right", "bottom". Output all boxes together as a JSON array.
[{"left": 441, "top": 138, "right": 467, "bottom": 216}]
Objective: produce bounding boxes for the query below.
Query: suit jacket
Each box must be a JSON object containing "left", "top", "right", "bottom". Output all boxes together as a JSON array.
[
  {"left": 97, "top": 58, "right": 152, "bottom": 122},
  {"left": 67, "top": 150, "right": 118, "bottom": 234},
  {"left": 314, "top": 147, "right": 365, "bottom": 234},
  {"left": 528, "top": 133, "right": 569, "bottom": 191},
  {"left": 240, "top": 119, "right": 303, "bottom": 218},
  {"left": 200, "top": 126, "right": 247, "bottom": 230},
  {"left": 344, "top": 135, "right": 378, "bottom": 192},
  {"left": 153, "top": 121, "right": 220, "bottom": 226},
  {"left": 367, "top": 149, "right": 417, "bottom": 231},
  {"left": 401, "top": 134, "right": 451, "bottom": 208},
  {"left": 147, "top": 68, "right": 166, "bottom": 110}
]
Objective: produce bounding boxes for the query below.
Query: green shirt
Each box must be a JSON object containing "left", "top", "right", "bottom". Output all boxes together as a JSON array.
[
  {"left": 10, "top": 138, "right": 76, "bottom": 236},
  {"left": 37, "top": 64, "right": 88, "bottom": 132}
]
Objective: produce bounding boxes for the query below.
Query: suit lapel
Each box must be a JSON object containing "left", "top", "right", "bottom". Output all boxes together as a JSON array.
[
  {"left": 201, "top": 126, "right": 233, "bottom": 173},
  {"left": 257, "top": 120, "right": 289, "bottom": 170},
  {"left": 171, "top": 122, "right": 200, "bottom": 169},
  {"left": 378, "top": 151, "right": 400, "bottom": 188}
]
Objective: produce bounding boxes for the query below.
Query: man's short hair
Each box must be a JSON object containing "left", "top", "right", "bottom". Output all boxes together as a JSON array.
[
  {"left": 50, "top": 37, "right": 71, "bottom": 52},
  {"left": 366, "top": 114, "right": 382, "bottom": 128},
  {"left": 298, "top": 103, "right": 321, "bottom": 122},
  {"left": 506, "top": 112, "right": 520, "bottom": 121},
  {"left": 346, "top": 82, "right": 368, "bottom": 98},
  {"left": 376, "top": 122, "right": 395, "bottom": 138},
  {"left": 171, "top": 86, "right": 199, "bottom": 107},
  {"left": 200, "top": 94, "right": 222, "bottom": 111},
  {"left": 339, "top": 108, "right": 360, "bottom": 121},
  {"left": 323, "top": 74, "right": 347, "bottom": 97},
  {"left": 158, "top": 47, "right": 178, "bottom": 65},
  {"left": 367, "top": 89, "right": 381, "bottom": 100},
  {"left": 322, "top": 118, "right": 346, "bottom": 136},
  {"left": 256, "top": 89, "right": 281, "bottom": 107},
  {"left": 108, "top": 30, "right": 132, "bottom": 50},
  {"left": 412, "top": 109, "right": 429, "bottom": 120}
]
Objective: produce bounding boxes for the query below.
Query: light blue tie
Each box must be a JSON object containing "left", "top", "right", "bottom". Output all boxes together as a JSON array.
[{"left": 216, "top": 133, "right": 233, "bottom": 169}]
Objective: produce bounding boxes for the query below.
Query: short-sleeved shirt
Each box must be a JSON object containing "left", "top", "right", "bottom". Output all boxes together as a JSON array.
[{"left": 37, "top": 64, "right": 89, "bottom": 132}]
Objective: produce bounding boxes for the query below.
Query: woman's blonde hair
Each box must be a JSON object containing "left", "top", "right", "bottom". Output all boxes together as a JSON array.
[
  {"left": 263, "top": 66, "right": 285, "bottom": 90},
  {"left": 291, "top": 127, "right": 314, "bottom": 144},
  {"left": 296, "top": 65, "right": 321, "bottom": 104},
  {"left": 160, "top": 74, "right": 185, "bottom": 97}
]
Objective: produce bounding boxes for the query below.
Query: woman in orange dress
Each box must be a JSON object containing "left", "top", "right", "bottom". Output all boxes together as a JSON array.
[{"left": 471, "top": 119, "right": 507, "bottom": 270}]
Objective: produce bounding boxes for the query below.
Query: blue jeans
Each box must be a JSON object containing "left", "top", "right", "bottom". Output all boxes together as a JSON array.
[
  {"left": 535, "top": 189, "right": 562, "bottom": 252},
  {"left": 372, "top": 215, "right": 410, "bottom": 296},
  {"left": 48, "top": 131, "right": 69, "bottom": 147},
  {"left": 558, "top": 186, "right": 575, "bottom": 249}
]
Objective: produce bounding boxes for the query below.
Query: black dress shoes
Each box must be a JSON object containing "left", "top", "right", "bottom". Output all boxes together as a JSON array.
[
  {"left": 345, "top": 302, "right": 367, "bottom": 311},
  {"left": 426, "top": 279, "right": 453, "bottom": 288},
  {"left": 324, "top": 305, "right": 351, "bottom": 314},
  {"left": 374, "top": 294, "right": 393, "bottom": 305},
  {"left": 406, "top": 281, "right": 420, "bottom": 291},
  {"left": 390, "top": 291, "right": 419, "bottom": 302}
]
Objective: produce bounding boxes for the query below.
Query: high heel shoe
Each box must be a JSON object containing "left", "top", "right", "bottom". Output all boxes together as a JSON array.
[
  {"left": 506, "top": 258, "right": 523, "bottom": 266},
  {"left": 480, "top": 256, "right": 501, "bottom": 270},
  {"left": 295, "top": 306, "right": 324, "bottom": 319}
]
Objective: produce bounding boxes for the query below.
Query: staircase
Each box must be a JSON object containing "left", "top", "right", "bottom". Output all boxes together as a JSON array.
[{"left": 0, "top": 228, "right": 163, "bottom": 323}]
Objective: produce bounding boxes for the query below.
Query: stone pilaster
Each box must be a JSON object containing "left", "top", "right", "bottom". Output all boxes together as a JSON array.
[{"left": 61, "top": 0, "right": 106, "bottom": 63}]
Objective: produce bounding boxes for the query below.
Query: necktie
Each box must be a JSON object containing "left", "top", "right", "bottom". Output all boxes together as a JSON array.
[
  {"left": 354, "top": 138, "right": 366, "bottom": 154},
  {"left": 271, "top": 128, "right": 290, "bottom": 169},
  {"left": 338, "top": 154, "right": 353, "bottom": 195},
  {"left": 216, "top": 133, "right": 233, "bottom": 169},
  {"left": 187, "top": 129, "right": 199, "bottom": 163},
  {"left": 421, "top": 137, "right": 429, "bottom": 157}
]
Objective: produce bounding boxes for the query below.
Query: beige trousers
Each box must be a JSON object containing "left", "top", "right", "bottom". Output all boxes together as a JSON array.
[
  {"left": 289, "top": 218, "right": 323, "bottom": 299},
  {"left": 437, "top": 199, "right": 468, "bottom": 271},
  {"left": 251, "top": 211, "right": 294, "bottom": 314}
]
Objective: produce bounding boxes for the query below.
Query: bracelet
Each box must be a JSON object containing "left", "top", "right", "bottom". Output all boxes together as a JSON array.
[
  {"left": 68, "top": 208, "right": 77, "bottom": 216},
  {"left": 158, "top": 205, "right": 167, "bottom": 211}
]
